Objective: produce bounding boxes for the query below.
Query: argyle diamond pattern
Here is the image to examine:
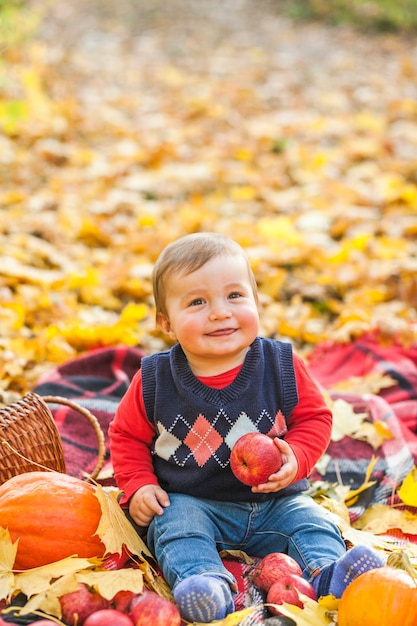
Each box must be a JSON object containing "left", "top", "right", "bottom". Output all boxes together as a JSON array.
[
  {"left": 155, "top": 408, "right": 287, "bottom": 468},
  {"left": 184, "top": 414, "right": 223, "bottom": 467}
]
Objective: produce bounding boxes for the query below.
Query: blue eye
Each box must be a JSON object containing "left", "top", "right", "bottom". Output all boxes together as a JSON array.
[
  {"left": 228, "top": 292, "right": 242, "bottom": 299},
  {"left": 190, "top": 298, "right": 205, "bottom": 306}
]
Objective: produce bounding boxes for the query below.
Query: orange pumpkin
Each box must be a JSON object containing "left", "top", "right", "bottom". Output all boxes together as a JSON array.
[
  {"left": 0, "top": 471, "right": 106, "bottom": 569},
  {"left": 338, "top": 566, "right": 417, "bottom": 626}
]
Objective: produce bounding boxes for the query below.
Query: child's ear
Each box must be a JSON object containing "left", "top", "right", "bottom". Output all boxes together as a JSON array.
[{"left": 156, "top": 313, "right": 176, "bottom": 340}]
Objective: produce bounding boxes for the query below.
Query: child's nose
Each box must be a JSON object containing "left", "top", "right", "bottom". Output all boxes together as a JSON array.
[{"left": 209, "top": 302, "right": 232, "bottom": 320}]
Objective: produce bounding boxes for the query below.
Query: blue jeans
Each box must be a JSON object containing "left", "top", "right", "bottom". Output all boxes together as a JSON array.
[{"left": 146, "top": 493, "right": 346, "bottom": 591}]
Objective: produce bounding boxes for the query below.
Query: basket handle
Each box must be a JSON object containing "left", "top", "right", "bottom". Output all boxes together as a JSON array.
[{"left": 41, "top": 395, "right": 106, "bottom": 481}]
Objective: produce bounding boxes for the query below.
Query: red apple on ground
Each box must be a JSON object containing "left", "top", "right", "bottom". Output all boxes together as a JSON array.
[
  {"left": 60, "top": 582, "right": 110, "bottom": 626},
  {"left": 129, "top": 590, "right": 181, "bottom": 626},
  {"left": 253, "top": 553, "right": 303, "bottom": 592},
  {"left": 267, "top": 573, "right": 316, "bottom": 615},
  {"left": 111, "top": 589, "right": 137, "bottom": 613},
  {"left": 230, "top": 433, "right": 283, "bottom": 486},
  {"left": 84, "top": 609, "right": 134, "bottom": 626}
]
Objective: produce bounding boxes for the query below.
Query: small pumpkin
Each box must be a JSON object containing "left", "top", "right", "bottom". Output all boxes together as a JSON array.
[
  {"left": 338, "top": 566, "right": 417, "bottom": 626},
  {"left": 0, "top": 471, "right": 106, "bottom": 569}
]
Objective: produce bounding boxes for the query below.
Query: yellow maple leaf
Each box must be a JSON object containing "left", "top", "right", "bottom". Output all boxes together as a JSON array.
[
  {"left": 93, "top": 487, "right": 171, "bottom": 597},
  {"left": 350, "top": 420, "right": 393, "bottom": 450},
  {"left": 0, "top": 528, "right": 18, "bottom": 572},
  {"left": 329, "top": 398, "right": 392, "bottom": 449},
  {"left": 354, "top": 503, "right": 417, "bottom": 535},
  {"left": 329, "top": 398, "right": 367, "bottom": 442},
  {"left": 15, "top": 557, "right": 98, "bottom": 598},
  {"left": 94, "top": 486, "right": 150, "bottom": 558},
  {"left": 331, "top": 371, "right": 396, "bottom": 396},
  {"left": 0, "top": 528, "right": 17, "bottom": 601},
  {"left": 270, "top": 594, "right": 336, "bottom": 625},
  {"left": 19, "top": 572, "right": 80, "bottom": 617},
  {"left": 398, "top": 466, "right": 417, "bottom": 507},
  {"left": 320, "top": 508, "right": 396, "bottom": 552},
  {"left": 76, "top": 569, "right": 143, "bottom": 600},
  {"left": 16, "top": 563, "right": 144, "bottom": 617}
]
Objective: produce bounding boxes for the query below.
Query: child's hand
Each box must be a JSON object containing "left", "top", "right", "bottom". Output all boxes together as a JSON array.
[
  {"left": 129, "top": 484, "right": 170, "bottom": 527},
  {"left": 251, "top": 438, "right": 298, "bottom": 494}
]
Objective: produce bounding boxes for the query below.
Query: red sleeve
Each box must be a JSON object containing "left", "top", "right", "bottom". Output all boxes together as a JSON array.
[
  {"left": 285, "top": 353, "right": 333, "bottom": 482},
  {"left": 108, "top": 368, "right": 159, "bottom": 506}
]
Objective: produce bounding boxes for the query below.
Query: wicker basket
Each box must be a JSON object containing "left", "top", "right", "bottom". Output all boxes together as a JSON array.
[{"left": 0, "top": 392, "right": 106, "bottom": 484}]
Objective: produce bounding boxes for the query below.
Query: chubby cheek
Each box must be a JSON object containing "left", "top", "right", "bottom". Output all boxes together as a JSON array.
[
  {"left": 238, "top": 307, "right": 260, "bottom": 336},
  {"left": 172, "top": 315, "right": 204, "bottom": 344}
]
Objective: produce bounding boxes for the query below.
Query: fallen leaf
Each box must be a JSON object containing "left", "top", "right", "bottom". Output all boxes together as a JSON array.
[
  {"left": 76, "top": 568, "right": 144, "bottom": 601},
  {"left": 0, "top": 528, "right": 18, "bottom": 571},
  {"left": 398, "top": 466, "right": 417, "bottom": 507},
  {"left": 331, "top": 371, "right": 396, "bottom": 395},
  {"left": 353, "top": 503, "right": 417, "bottom": 535},
  {"left": 94, "top": 486, "right": 171, "bottom": 597},
  {"left": 94, "top": 486, "right": 151, "bottom": 558},
  {"left": 329, "top": 398, "right": 368, "bottom": 442},
  {"left": 15, "top": 557, "right": 99, "bottom": 599},
  {"left": 271, "top": 594, "right": 336, "bottom": 625}
]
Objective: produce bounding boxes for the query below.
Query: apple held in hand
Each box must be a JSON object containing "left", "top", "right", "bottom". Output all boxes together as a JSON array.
[
  {"left": 230, "top": 433, "right": 283, "bottom": 486},
  {"left": 267, "top": 573, "right": 316, "bottom": 615},
  {"left": 129, "top": 590, "right": 181, "bottom": 626},
  {"left": 253, "top": 553, "right": 303, "bottom": 592}
]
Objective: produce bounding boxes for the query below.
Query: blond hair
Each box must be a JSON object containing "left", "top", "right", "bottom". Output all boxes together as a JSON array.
[{"left": 152, "top": 232, "right": 258, "bottom": 316}]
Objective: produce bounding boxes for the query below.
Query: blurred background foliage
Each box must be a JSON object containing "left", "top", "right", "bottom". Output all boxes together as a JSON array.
[
  {"left": 283, "top": 0, "right": 417, "bottom": 33},
  {"left": 1, "top": 0, "right": 416, "bottom": 394},
  {"left": 2, "top": 0, "right": 417, "bottom": 53},
  {"left": 2, "top": 0, "right": 417, "bottom": 37}
]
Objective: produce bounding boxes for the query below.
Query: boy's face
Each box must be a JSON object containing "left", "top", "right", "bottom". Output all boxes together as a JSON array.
[{"left": 157, "top": 254, "right": 260, "bottom": 375}]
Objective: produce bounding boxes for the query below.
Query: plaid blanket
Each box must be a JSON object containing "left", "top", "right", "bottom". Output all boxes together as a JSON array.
[
  {"left": 33, "top": 332, "right": 417, "bottom": 623},
  {"left": 307, "top": 331, "right": 417, "bottom": 523}
]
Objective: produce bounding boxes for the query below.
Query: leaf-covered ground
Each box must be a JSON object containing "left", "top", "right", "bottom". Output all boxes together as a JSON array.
[{"left": 1, "top": 0, "right": 417, "bottom": 398}]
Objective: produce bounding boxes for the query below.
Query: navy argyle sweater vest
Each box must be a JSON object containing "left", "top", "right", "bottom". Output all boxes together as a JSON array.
[{"left": 141, "top": 337, "right": 309, "bottom": 501}]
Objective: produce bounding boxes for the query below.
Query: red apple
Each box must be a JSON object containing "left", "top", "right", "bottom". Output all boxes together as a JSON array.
[
  {"left": 230, "top": 433, "right": 283, "bottom": 486},
  {"left": 253, "top": 553, "right": 303, "bottom": 592},
  {"left": 129, "top": 590, "right": 181, "bottom": 626},
  {"left": 111, "top": 589, "right": 137, "bottom": 613},
  {"left": 27, "top": 622, "right": 58, "bottom": 626},
  {"left": 60, "top": 582, "right": 110, "bottom": 626},
  {"left": 84, "top": 609, "right": 134, "bottom": 626},
  {"left": 267, "top": 573, "right": 316, "bottom": 615}
]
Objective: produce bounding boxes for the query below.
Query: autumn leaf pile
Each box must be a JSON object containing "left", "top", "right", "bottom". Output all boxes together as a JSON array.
[{"left": 1, "top": 0, "right": 417, "bottom": 403}]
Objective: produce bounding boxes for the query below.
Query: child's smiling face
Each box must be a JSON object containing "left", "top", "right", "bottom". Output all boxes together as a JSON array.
[{"left": 157, "top": 254, "right": 260, "bottom": 375}]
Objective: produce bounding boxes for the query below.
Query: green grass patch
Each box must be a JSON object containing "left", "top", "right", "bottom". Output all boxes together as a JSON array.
[{"left": 282, "top": 0, "right": 417, "bottom": 33}]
